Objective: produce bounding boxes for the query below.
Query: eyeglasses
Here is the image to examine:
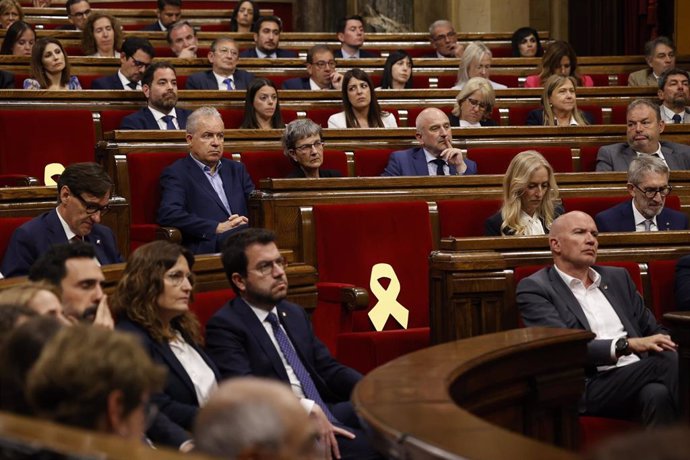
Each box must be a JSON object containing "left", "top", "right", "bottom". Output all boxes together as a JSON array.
[
  {"left": 71, "top": 8, "right": 91, "bottom": 18},
  {"left": 293, "top": 140, "right": 325, "bottom": 154},
  {"left": 73, "top": 193, "right": 111, "bottom": 216},
  {"left": 165, "top": 270, "right": 194, "bottom": 287},
  {"left": 214, "top": 47, "right": 239, "bottom": 57},
  {"left": 313, "top": 60, "right": 336, "bottom": 69},
  {"left": 254, "top": 257, "right": 287, "bottom": 276},
  {"left": 432, "top": 31, "right": 457, "bottom": 42},
  {"left": 631, "top": 183, "right": 672, "bottom": 198},
  {"left": 128, "top": 56, "right": 150, "bottom": 68},
  {"left": 464, "top": 97, "right": 488, "bottom": 110}
]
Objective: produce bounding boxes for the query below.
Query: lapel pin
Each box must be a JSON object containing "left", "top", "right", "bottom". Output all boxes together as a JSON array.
[
  {"left": 603, "top": 284, "right": 608, "bottom": 290},
  {"left": 281, "top": 311, "right": 287, "bottom": 317},
  {"left": 96, "top": 239, "right": 101, "bottom": 245}
]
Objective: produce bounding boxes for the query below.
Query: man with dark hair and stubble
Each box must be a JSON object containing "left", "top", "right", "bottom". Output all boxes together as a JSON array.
[
  {"left": 92, "top": 36, "right": 155, "bottom": 90},
  {"left": 142, "top": 0, "right": 181, "bottom": 31},
  {"left": 334, "top": 15, "right": 376, "bottom": 59},
  {"left": 58, "top": 0, "right": 91, "bottom": 31},
  {"left": 657, "top": 68, "right": 690, "bottom": 124},
  {"left": 239, "top": 15, "right": 297, "bottom": 58},
  {"left": 1, "top": 162, "right": 122, "bottom": 278}
]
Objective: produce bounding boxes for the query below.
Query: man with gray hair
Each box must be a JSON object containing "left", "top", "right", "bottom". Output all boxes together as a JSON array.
[
  {"left": 628, "top": 36, "right": 676, "bottom": 87},
  {"left": 194, "top": 378, "right": 321, "bottom": 459},
  {"left": 596, "top": 99, "right": 690, "bottom": 171},
  {"left": 158, "top": 106, "right": 254, "bottom": 254},
  {"left": 185, "top": 37, "right": 255, "bottom": 90},
  {"left": 283, "top": 118, "right": 342, "bottom": 178},
  {"left": 167, "top": 20, "right": 198, "bottom": 58},
  {"left": 428, "top": 19, "right": 464, "bottom": 58},
  {"left": 595, "top": 155, "right": 687, "bottom": 232}
]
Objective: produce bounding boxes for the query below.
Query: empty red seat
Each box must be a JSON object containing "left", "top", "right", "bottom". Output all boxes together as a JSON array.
[
  {"left": 468, "top": 146, "right": 573, "bottom": 174},
  {"left": 100, "top": 109, "right": 136, "bottom": 133},
  {"left": 648, "top": 259, "right": 679, "bottom": 323},
  {"left": 0, "top": 217, "right": 32, "bottom": 262},
  {"left": 353, "top": 149, "right": 392, "bottom": 177},
  {"left": 437, "top": 199, "right": 503, "bottom": 237},
  {"left": 579, "top": 146, "right": 601, "bottom": 171},
  {"left": 190, "top": 288, "right": 235, "bottom": 335},
  {"left": 218, "top": 109, "right": 244, "bottom": 129},
  {"left": 509, "top": 105, "right": 540, "bottom": 125}
]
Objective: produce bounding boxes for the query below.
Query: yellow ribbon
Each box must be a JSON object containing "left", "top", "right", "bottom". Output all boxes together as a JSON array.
[{"left": 368, "top": 263, "right": 409, "bottom": 331}]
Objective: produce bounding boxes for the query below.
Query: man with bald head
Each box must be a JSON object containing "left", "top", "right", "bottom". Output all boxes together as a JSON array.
[
  {"left": 381, "top": 108, "right": 477, "bottom": 176},
  {"left": 516, "top": 211, "right": 679, "bottom": 426}
]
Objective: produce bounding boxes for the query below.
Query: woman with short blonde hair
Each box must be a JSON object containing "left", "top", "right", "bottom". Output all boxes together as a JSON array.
[{"left": 450, "top": 76, "right": 497, "bottom": 127}]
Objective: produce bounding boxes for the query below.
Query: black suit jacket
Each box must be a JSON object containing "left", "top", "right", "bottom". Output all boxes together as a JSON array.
[
  {"left": 281, "top": 77, "right": 311, "bottom": 90},
  {"left": 205, "top": 297, "right": 362, "bottom": 404},
  {"left": 525, "top": 109, "right": 595, "bottom": 126},
  {"left": 239, "top": 47, "right": 298, "bottom": 58},
  {"left": 91, "top": 73, "right": 125, "bottom": 90},
  {"left": 119, "top": 107, "right": 192, "bottom": 130},
  {"left": 595, "top": 201, "right": 688, "bottom": 232},
  {"left": 334, "top": 49, "right": 378, "bottom": 58},
  {"left": 286, "top": 168, "right": 342, "bottom": 178},
  {"left": 0, "top": 69, "right": 15, "bottom": 89},
  {"left": 485, "top": 205, "right": 564, "bottom": 236},
  {"left": 184, "top": 69, "right": 255, "bottom": 90},
  {"left": 142, "top": 21, "right": 163, "bottom": 31},
  {"left": 116, "top": 318, "right": 220, "bottom": 431}
]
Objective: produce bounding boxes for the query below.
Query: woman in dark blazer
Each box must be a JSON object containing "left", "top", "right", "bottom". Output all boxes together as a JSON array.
[
  {"left": 113, "top": 241, "right": 220, "bottom": 432},
  {"left": 449, "top": 77, "right": 498, "bottom": 127},
  {"left": 526, "top": 74, "right": 594, "bottom": 126},
  {"left": 283, "top": 118, "right": 343, "bottom": 178},
  {"left": 485, "top": 150, "right": 563, "bottom": 236}
]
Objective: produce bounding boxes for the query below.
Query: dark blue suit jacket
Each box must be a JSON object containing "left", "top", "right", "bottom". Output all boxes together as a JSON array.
[
  {"left": 205, "top": 297, "right": 362, "bottom": 403},
  {"left": 0, "top": 70, "right": 15, "bottom": 89},
  {"left": 239, "top": 47, "right": 298, "bottom": 58},
  {"left": 184, "top": 69, "right": 255, "bottom": 90},
  {"left": 142, "top": 21, "right": 163, "bottom": 31},
  {"left": 157, "top": 156, "right": 254, "bottom": 254},
  {"left": 381, "top": 147, "right": 478, "bottom": 176},
  {"left": 91, "top": 73, "right": 125, "bottom": 90},
  {"left": 334, "top": 49, "right": 378, "bottom": 58},
  {"left": 525, "top": 109, "right": 595, "bottom": 126},
  {"left": 281, "top": 76, "right": 311, "bottom": 90},
  {"left": 116, "top": 318, "right": 220, "bottom": 431},
  {"left": 0, "top": 209, "right": 122, "bottom": 278},
  {"left": 119, "top": 107, "right": 192, "bottom": 130},
  {"left": 595, "top": 200, "right": 689, "bottom": 232}
]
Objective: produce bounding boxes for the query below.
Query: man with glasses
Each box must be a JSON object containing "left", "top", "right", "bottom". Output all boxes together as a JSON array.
[
  {"left": 158, "top": 107, "right": 254, "bottom": 254},
  {"left": 596, "top": 99, "right": 690, "bottom": 171},
  {"left": 282, "top": 45, "right": 343, "bottom": 90},
  {"left": 185, "top": 37, "right": 254, "bottom": 90},
  {"left": 205, "top": 228, "right": 381, "bottom": 459},
  {"left": 428, "top": 19, "right": 464, "bottom": 58},
  {"left": 595, "top": 155, "right": 687, "bottom": 232},
  {"left": 1, "top": 163, "right": 122, "bottom": 278},
  {"left": 58, "top": 0, "right": 91, "bottom": 31},
  {"left": 92, "top": 37, "right": 155, "bottom": 90}
]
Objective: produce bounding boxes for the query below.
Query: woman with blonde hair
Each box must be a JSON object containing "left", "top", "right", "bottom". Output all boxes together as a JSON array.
[
  {"left": 452, "top": 41, "right": 507, "bottom": 90},
  {"left": 450, "top": 76, "right": 497, "bottom": 127},
  {"left": 81, "top": 12, "right": 122, "bottom": 57},
  {"left": 0, "top": 282, "right": 70, "bottom": 325},
  {"left": 485, "top": 150, "right": 562, "bottom": 236},
  {"left": 0, "top": 0, "right": 22, "bottom": 29},
  {"left": 526, "top": 74, "right": 593, "bottom": 126}
]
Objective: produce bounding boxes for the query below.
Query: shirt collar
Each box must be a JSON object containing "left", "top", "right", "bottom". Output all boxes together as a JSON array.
[
  {"left": 189, "top": 152, "right": 222, "bottom": 174},
  {"left": 631, "top": 199, "right": 658, "bottom": 227},
  {"left": 246, "top": 299, "right": 278, "bottom": 323},
  {"left": 423, "top": 148, "right": 444, "bottom": 164},
  {"left": 55, "top": 206, "right": 77, "bottom": 240},
  {"left": 340, "top": 47, "right": 359, "bottom": 59},
  {"left": 117, "top": 69, "right": 139, "bottom": 90},
  {"left": 148, "top": 105, "right": 177, "bottom": 121},
  {"left": 256, "top": 48, "right": 276, "bottom": 58},
  {"left": 459, "top": 119, "right": 481, "bottom": 128},
  {"left": 554, "top": 264, "right": 601, "bottom": 289}
]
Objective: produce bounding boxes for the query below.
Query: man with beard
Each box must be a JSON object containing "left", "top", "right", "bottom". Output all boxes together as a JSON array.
[
  {"left": 205, "top": 228, "right": 382, "bottom": 459},
  {"left": 1, "top": 163, "right": 122, "bottom": 278},
  {"left": 239, "top": 16, "right": 297, "bottom": 58},
  {"left": 92, "top": 37, "right": 155, "bottom": 90},
  {"left": 657, "top": 68, "right": 690, "bottom": 124},
  {"left": 157, "top": 107, "right": 254, "bottom": 254},
  {"left": 119, "top": 61, "right": 191, "bottom": 129},
  {"left": 596, "top": 99, "right": 690, "bottom": 171}
]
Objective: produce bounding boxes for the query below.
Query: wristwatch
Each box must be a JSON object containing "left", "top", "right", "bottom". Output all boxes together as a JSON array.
[{"left": 615, "top": 337, "right": 630, "bottom": 357}]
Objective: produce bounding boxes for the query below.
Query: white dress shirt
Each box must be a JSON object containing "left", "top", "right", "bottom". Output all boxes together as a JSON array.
[
  {"left": 169, "top": 332, "right": 217, "bottom": 405},
  {"left": 148, "top": 106, "right": 180, "bottom": 130}
]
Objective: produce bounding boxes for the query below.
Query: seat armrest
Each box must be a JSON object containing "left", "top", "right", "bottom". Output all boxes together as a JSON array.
[
  {"left": 156, "top": 226, "right": 182, "bottom": 243},
  {"left": 317, "top": 282, "right": 369, "bottom": 311},
  {"left": 0, "top": 175, "right": 39, "bottom": 187}
]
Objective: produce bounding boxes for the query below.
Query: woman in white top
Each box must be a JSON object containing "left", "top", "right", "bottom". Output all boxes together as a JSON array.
[
  {"left": 450, "top": 77, "right": 497, "bottom": 127},
  {"left": 82, "top": 12, "right": 122, "bottom": 58},
  {"left": 328, "top": 68, "right": 398, "bottom": 128},
  {"left": 113, "top": 241, "right": 219, "bottom": 433},
  {"left": 452, "top": 41, "right": 507, "bottom": 90},
  {"left": 485, "top": 150, "right": 563, "bottom": 236}
]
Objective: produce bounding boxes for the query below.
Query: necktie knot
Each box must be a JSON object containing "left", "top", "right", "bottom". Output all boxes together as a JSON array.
[
  {"left": 432, "top": 158, "right": 446, "bottom": 176},
  {"left": 223, "top": 77, "right": 234, "bottom": 90},
  {"left": 266, "top": 312, "right": 280, "bottom": 328},
  {"left": 672, "top": 114, "right": 682, "bottom": 124},
  {"left": 126, "top": 81, "right": 138, "bottom": 90},
  {"left": 643, "top": 219, "right": 653, "bottom": 231},
  {"left": 161, "top": 115, "right": 176, "bottom": 130}
]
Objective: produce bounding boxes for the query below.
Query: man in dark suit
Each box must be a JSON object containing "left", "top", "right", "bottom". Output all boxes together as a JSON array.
[
  {"left": 333, "top": 15, "right": 377, "bottom": 58},
  {"left": 120, "top": 61, "right": 192, "bottom": 130},
  {"left": 1, "top": 163, "right": 122, "bottom": 279},
  {"left": 282, "top": 44, "right": 343, "bottom": 90},
  {"left": 157, "top": 107, "right": 254, "bottom": 254},
  {"left": 141, "top": 0, "right": 181, "bottom": 31},
  {"left": 0, "top": 69, "right": 14, "bottom": 89},
  {"left": 185, "top": 38, "right": 254, "bottom": 90},
  {"left": 427, "top": 19, "right": 463, "bottom": 58},
  {"left": 596, "top": 156, "right": 688, "bottom": 232},
  {"left": 167, "top": 20, "right": 198, "bottom": 58},
  {"left": 382, "top": 107, "right": 477, "bottom": 176},
  {"left": 205, "top": 228, "right": 381, "bottom": 459},
  {"left": 57, "top": 0, "right": 90, "bottom": 30},
  {"left": 596, "top": 99, "right": 690, "bottom": 171},
  {"left": 92, "top": 37, "right": 154, "bottom": 90},
  {"left": 517, "top": 211, "right": 679, "bottom": 426},
  {"left": 239, "top": 16, "right": 297, "bottom": 58}
]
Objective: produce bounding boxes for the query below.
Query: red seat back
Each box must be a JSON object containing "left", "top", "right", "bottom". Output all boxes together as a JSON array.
[
  {"left": 509, "top": 105, "right": 540, "bottom": 125},
  {"left": 578, "top": 105, "right": 603, "bottom": 124},
  {"left": 612, "top": 105, "right": 628, "bottom": 124},
  {"left": 354, "top": 149, "right": 392, "bottom": 177},
  {"left": 561, "top": 196, "right": 630, "bottom": 219},
  {"left": 313, "top": 201, "right": 433, "bottom": 332},
  {"left": 437, "top": 199, "right": 503, "bottom": 237},
  {"left": 648, "top": 259, "right": 678, "bottom": 323},
  {"left": 304, "top": 108, "right": 340, "bottom": 128},
  {"left": 101, "top": 109, "right": 136, "bottom": 133},
  {"left": 579, "top": 146, "right": 600, "bottom": 171},
  {"left": 492, "top": 74, "right": 519, "bottom": 88},
  {"left": 0, "top": 110, "right": 95, "bottom": 183},
  {"left": 218, "top": 109, "right": 244, "bottom": 129},
  {"left": 190, "top": 288, "right": 235, "bottom": 334},
  {"left": 468, "top": 146, "right": 573, "bottom": 174},
  {"left": 0, "top": 217, "right": 32, "bottom": 261}
]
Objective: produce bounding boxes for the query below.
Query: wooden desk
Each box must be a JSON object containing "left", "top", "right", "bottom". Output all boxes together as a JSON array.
[{"left": 353, "top": 327, "right": 590, "bottom": 458}]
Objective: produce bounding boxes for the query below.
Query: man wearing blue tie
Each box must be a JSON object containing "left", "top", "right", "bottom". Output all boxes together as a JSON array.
[
  {"left": 119, "top": 61, "right": 192, "bottom": 130},
  {"left": 185, "top": 38, "right": 255, "bottom": 90}
]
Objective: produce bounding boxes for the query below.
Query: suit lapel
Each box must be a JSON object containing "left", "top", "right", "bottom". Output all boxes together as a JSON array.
[
  {"left": 547, "top": 267, "right": 592, "bottom": 330},
  {"left": 412, "top": 148, "right": 429, "bottom": 175},
  {"left": 143, "top": 108, "right": 159, "bottom": 130},
  {"left": 184, "top": 156, "right": 230, "bottom": 216},
  {"left": 46, "top": 210, "right": 70, "bottom": 245},
  {"left": 660, "top": 144, "right": 680, "bottom": 169},
  {"left": 152, "top": 339, "right": 198, "bottom": 401}
]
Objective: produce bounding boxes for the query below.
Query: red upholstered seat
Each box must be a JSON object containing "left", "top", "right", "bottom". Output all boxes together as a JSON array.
[
  {"left": 438, "top": 74, "right": 457, "bottom": 88},
  {"left": 0, "top": 110, "right": 95, "bottom": 183},
  {"left": 354, "top": 149, "right": 392, "bottom": 177},
  {"left": 468, "top": 146, "right": 573, "bottom": 174},
  {"left": 242, "top": 150, "right": 348, "bottom": 188},
  {"left": 579, "top": 146, "right": 601, "bottom": 171},
  {"left": 100, "top": 109, "right": 136, "bottom": 133},
  {"left": 611, "top": 105, "right": 628, "bottom": 124},
  {"left": 579, "top": 105, "right": 604, "bottom": 124},
  {"left": 0, "top": 217, "right": 32, "bottom": 262},
  {"left": 311, "top": 201, "right": 432, "bottom": 373},
  {"left": 282, "top": 109, "right": 299, "bottom": 123},
  {"left": 509, "top": 105, "right": 540, "bottom": 125},
  {"left": 126, "top": 151, "right": 188, "bottom": 251},
  {"left": 305, "top": 108, "right": 340, "bottom": 128},
  {"left": 218, "top": 109, "right": 244, "bottom": 129},
  {"left": 437, "top": 199, "right": 503, "bottom": 237},
  {"left": 190, "top": 288, "right": 235, "bottom": 335},
  {"left": 647, "top": 259, "right": 678, "bottom": 323},
  {"left": 492, "top": 74, "right": 519, "bottom": 88}
]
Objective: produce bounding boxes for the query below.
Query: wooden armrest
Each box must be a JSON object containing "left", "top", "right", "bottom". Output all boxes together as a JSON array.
[
  {"left": 341, "top": 286, "right": 369, "bottom": 312},
  {"left": 0, "top": 175, "right": 40, "bottom": 187},
  {"left": 156, "top": 226, "right": 182, "bottom": 243}
]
